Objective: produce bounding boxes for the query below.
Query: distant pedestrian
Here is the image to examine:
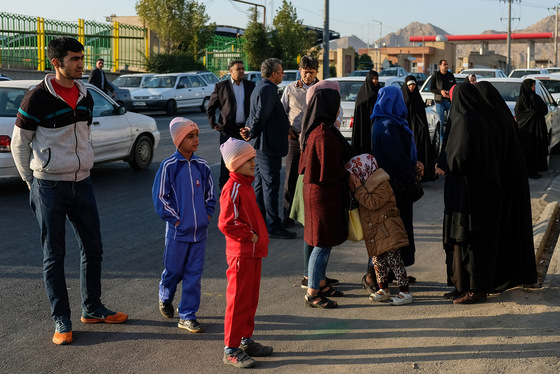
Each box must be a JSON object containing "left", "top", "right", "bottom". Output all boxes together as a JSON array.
[
  {"left": 430, "top": 60, "right": 456, "bottom": 142},
  {"left": 11, "top": 36, "right": 127, "bottom": 346},
  {"left": 88, "top": 58, "right": 113, "bottom": 94},
  {"left": 207, "top": 59, "right": 255, "bottom": 189},
  {"left": 352, "top": 69, "right": 381, "bottom": 154},
  {"left": 152, "top": 117, "right": 216, "bottom": 332},
  {"left": 347, "top": 154, "right": 412, "bottom": 305},
  {"left": 515, "top": 78, "right": 549, "bottom": 179},
  {"left": 218, "top": 138, "right": 273, "bottom": 368}
]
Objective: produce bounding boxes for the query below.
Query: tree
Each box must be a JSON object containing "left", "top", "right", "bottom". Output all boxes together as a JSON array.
[
  {"left": 357, "top": 53, "right": 373, "bottom": 70},
  {"left": 136, "top": 0, "right": 215, "bottom": 59},
  {"left": 269, "top": 1, "right": 315, "bottom": 68},
  {"left": 243, "top": 7, "right": 270, "bottom": 70}
]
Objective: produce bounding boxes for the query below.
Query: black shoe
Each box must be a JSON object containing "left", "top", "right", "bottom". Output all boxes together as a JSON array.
[
  {"left": 178, "top": 319, "right": 204, "bottom": 333},
  {"left": 240, "top": 340, "right": 273, "bottom": 357},
  {"left": 443, "top": 289, "right": 461, "bottom": 299},
  {"left": 223, "top": 349, "right": 256, "bottom": 368},
  {"left": 453, "top": 291, "right": 488, "bottom": 304},
  {"left": 159, "top": 300, "right": 174, "bottom": 318},
  {"left": 269, "top": 228, "right": 296, "bottom": 239},
  {"left": 529, "top": 173, "right": 542, "bottom": 179},
  {"left": 326, "top": 276, "right": 339, "bottom": 285},
  {"left": 301, "top": 277, "right": 308, "bottom": 289},
  {"left": 361, "top": 274, "right": 377, "bottom": 293}
]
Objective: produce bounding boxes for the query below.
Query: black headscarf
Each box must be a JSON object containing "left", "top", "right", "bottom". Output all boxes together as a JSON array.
[
  {"left": 352, "top": 69, "right": 380, "bottom": 153},
  {"left": 514, "top": 78, "right": 549, "bottom": 174},
  {"left": 401, "top": 75, "right": 435, "bottom": 181},
  {"left": 475, "top": 81, "right": 537, "bottom": 291}
]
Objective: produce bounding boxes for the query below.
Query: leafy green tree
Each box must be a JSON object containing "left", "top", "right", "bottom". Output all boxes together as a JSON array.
[
  {"left": 357, "top": 53, "right": 373, "bottom": 70},
  {"left": 269, "top": 0, "right": 315, "bottom": 68},
  {"left": 243, "top": 8, "right": 270, "bottom": 70},
  {"left": 136, "top": 0, "right": 215, "bottom": 60}
]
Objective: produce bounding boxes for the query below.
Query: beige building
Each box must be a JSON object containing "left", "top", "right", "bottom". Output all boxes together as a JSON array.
[{"left": 317, "top": 48, "right": 356, "bottom": 78}]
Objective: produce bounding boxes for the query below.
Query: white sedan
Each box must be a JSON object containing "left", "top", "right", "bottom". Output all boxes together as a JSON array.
[{"left": 0, "top": 80, "right": 160, "bottom": 179}]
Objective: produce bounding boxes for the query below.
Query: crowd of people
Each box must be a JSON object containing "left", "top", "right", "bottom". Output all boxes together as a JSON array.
[{"left": 10, "top": 36, "right": 539, "bottom": 369}]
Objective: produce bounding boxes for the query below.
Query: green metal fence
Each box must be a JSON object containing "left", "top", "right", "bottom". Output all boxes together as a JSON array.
[
  {"left": 0, "top": 12, "right": 147, "bottom": 72},
  {"left": 205, "top": 35, "right": 247, "bottom": 77}
]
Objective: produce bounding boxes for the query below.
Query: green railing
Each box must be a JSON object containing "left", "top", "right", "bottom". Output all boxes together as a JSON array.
[
  {"left": 0, "top": 12, "right": 147, "bottom": 72},
  {"left": 205, "top": 35, "right": 247, "bottom": 77}
]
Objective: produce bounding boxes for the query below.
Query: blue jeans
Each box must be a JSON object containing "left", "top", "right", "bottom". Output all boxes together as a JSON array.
[
  {"left": 254, "top": 150, "right": 282, "bottom": 231},
  {"left": 30, "top": 177, "right": 103, "bottom": 322},
  {"left": 308, "top": 246, "right": 332, "bottom": 290},
  {"left": 436, "top": 99, "right": 451, "bottom": 142}
]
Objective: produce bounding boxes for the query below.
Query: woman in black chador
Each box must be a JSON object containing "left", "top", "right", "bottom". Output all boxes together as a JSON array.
[
  {"left": 514, "top": 78, "right": 549, "bottom": 179},
  {"left": 352, "top": 69, "right": 381, "bottom": 154},
  {"left": 402, "top": 75, "right": 436, "bottom": 182},
  {"left": 475, "top": 81, "right": 537, "bottom": 292},
  {"left": 440, "top": 83, "right": 501, "bottom": 304}
]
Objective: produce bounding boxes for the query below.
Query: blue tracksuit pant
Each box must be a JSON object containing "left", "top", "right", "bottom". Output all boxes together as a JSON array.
[{"left": 159, "top": 238, "right": 206, "bottom": 320}]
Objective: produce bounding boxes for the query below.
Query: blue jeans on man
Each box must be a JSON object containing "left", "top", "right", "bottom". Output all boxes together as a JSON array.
[
  {"left": 30, "top": 177, "right": 103, "bottom": 322},
  {"left": 254, "top": 150, "right": 283, "bottom": 232},
  {"left": 436, "top": 99, "right": 451, "bottom": 142}
]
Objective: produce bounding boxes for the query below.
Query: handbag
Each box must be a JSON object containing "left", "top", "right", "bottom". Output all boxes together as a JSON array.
[
  {"left": 347, "top": 197, "right": 364, "bottom": 241},
  {"left": 389, "top": 178, "right": 424, "bottom": 205},
  {"left": 289, "top": 174, "right": 305, "bottom": 225}
]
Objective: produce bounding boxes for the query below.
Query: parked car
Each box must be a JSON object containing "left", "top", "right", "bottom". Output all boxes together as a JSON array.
[
  {"left": 420, "top": 73, "right": 474, "bottom": 104},
  {"left": 508, "top": 68, "right": 549, "bottom": 78},
  {"left": 219, "top": 71, "right": 262, "bottom": 84},
  {"left": 81, "top": 74, "right": 132, "bottom": 110},
  {"left": 277, "top": 69, "right": 300, "bottom": 97},
  {"left": 479, "top": 77, "right": 560, "bottom": 163},
  {"left": 524, "top": 74, "right": 560, "bottom": 104},
  {"left": 0, "top": 80, "right": 161, "bottom": 179},
  {"left": 131, "top": 72, "right": 215, "bottom": 114},
  {"left": 325, "top": 76, "right": 441, "bottom": 155},
  {"left": 459, "top": 68, "right": 507, "bottom": 78},
  {"left": 409, "top": 72, "right": 428, "bottom": 87},
  {"left": 546, "top": 67, "right": 560, "bottom": 73},
  {"left": 0, "top": 75, "right": 11, "bottom": 81},
  {"left": 194, "top": 71, "right": 220, "bottom": 85},
  {"left": 112, "top": 73, "right": 155, "bottom": 91},
  {"left": 378, "top": 67, "right": 408, "bottom": 78}
]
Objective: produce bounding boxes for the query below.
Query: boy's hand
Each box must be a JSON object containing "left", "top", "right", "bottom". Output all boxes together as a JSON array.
[{"left": 251, "top": 233, "right": 259, "bottom": 243}]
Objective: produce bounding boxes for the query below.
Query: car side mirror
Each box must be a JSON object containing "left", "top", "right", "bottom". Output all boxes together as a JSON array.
[{"left": 115, "top": 105, "right": 126, "bottom": 115}]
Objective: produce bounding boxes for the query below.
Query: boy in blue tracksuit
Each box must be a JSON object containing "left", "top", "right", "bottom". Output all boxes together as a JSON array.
[{"left": 152, "top": 117, "right": 216, "bottom": 333}]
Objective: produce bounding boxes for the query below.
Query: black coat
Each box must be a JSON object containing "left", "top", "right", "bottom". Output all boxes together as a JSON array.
[
  {"left": 206, "top": 78, "right": 255, "bottom": 139},
  {"left": 352, "top": 70, "right": 380, "bottom": 154},
  {"left": 88, "top": 68, "right": 111, "bottom": 94}
]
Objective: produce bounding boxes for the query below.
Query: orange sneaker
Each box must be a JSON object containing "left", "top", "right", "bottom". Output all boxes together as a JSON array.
[
  {"left": 52, "top": 318, "right": 73, "bottom": 345},
  {"left": 81, "top": 305, "right": 128, "bottom": 324}
]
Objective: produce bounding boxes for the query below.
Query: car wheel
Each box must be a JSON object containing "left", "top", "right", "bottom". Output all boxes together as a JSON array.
[
  {"left": 166, "top": 100, "right": 177, "bottom": 115},
  {"left": 128, "top": 135, "right": 154, "bottom": 170},
  {"left": 432, "top": 122, "right": 441, "bottom": 157},
  {"left": 200, "top": 97, "right": 209, "bottom": 112}
]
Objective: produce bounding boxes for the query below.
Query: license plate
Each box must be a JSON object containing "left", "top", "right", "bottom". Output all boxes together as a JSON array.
[{"left": 133, "top": 101, "right": 146, "bottom": 106}]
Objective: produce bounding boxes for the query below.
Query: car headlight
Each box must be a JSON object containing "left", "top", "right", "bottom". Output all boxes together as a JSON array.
[{"left": 150, "top": 95, "right": 163, "bottom": 100}]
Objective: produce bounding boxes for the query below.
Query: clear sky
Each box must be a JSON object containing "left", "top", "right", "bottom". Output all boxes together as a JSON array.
[{"left": 2, "top": 0, "right": 557, "bottom": 43}]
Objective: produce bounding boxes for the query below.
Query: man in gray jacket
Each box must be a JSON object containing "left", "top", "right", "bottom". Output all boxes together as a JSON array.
[{"left": 11, "top": 37, "right": 127, "bottom": 346}]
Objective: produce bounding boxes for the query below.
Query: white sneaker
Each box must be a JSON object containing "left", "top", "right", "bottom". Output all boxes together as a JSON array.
[
  {"left": 369, "top": 289, "right": 390, "bottom": 302},
  {"left": 390, "top": 292, "right": 413, "bottom": 305}
]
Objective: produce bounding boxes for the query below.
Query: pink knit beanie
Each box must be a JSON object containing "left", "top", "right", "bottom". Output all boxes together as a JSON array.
[
  {"left": 220, "top": 138, "right": 256, "bottom": 171},
  {"left": 169, "top": 117, "right": 199, "bottom": 148},
  {"left": 306, "top": 80, "right": 341, "bottom": 104}
]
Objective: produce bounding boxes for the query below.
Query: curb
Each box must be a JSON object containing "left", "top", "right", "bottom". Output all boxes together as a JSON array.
[{"left": 537, "top": 173, "right": 560, "bottom": 286}]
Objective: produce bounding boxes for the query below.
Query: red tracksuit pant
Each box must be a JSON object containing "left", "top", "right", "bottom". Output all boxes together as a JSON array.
[{"left": 224, "top": 255, "right": 262, "bottom": 348}]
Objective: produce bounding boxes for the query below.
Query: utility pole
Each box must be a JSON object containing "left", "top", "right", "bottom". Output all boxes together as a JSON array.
[
  {"left": 549, "top": 4, "right": 559, "bottom": 66},
  {"left": 372, "top": 20, "right": 382, "bottom": 70},
  {"left": 323, "top": 0, "right": 329, "bottom": 79},
  {"left": 500, "top": 0, "right": 520, "bottom": 74}
]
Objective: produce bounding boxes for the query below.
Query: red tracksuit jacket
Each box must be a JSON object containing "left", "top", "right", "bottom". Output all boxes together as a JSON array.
[{"left": 218, "top": 172, "right": 269, "bottom": 258}]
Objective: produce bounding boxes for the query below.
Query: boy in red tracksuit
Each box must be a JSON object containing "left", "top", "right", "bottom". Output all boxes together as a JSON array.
[{"left": 218, "top": 138, "right": 273, "bottom": 368}]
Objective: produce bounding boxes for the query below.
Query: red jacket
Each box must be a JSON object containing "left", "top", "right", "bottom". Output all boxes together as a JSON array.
[{"left": 218, "top": 172, "right": 269, "bottom": 258}]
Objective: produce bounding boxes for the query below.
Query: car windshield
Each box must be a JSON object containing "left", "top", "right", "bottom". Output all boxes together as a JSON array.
[
  {"left": 338, "top": 81, "right": 364, "bottom": 101},
  {"left": 0, "top": 87, "right": 28, "bottom": 117},
  {"left": 350, "top": 71, "right": 369, "bottom": 77},
  {"left": 489, "top": 82, "right": 522, "bottom": 102},
  {"left": 378, "top": 69, "right": 398, "bottom": 76},
  {"left": 510, "top": 70, "right": 536, "bottom": 78},
  {"left": 201, "top": 73, "right": 219, "bottom": 84},
  {"left": 113, "top": 76, "right": 142, "bottom": 88},
  {"left": 537, "top": 79, "right": 560, "bottom": 94},
  {"left": 283, "top": 72, "right": 298, "bottom": 81},
  {"left": 143, "top": 76, "right": 176, "bottom": 88}
]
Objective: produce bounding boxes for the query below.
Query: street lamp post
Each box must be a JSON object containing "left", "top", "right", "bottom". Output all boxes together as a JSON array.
[{"left": 372, "top": 19, "right": 382, "bottom": 71}]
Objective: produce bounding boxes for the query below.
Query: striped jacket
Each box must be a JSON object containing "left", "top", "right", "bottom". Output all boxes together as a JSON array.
[
  {"left": 218, "top": 171, "right": 269, "bottom": 258},
  {"left": 12, "top": 74, "right": 94, "bottom": 186},
  {"left": 152, "top": 151, "right": 216, "bottom": 242}
]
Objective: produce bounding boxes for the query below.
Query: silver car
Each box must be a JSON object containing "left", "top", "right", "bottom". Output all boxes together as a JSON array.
[{"left": 0, "top": 80, "right": 160, "bottom": 179}]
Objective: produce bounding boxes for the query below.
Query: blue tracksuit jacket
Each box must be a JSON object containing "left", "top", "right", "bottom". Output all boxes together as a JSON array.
[{"left": 152, "top": 151, "right": 216, "bottom": 242}]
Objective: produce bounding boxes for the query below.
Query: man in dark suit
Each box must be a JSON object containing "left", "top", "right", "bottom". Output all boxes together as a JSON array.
[
  {"left": 241, "top": 58, "right": 295, "bottom": 239},
  {"left": 207, "top": 60, "right": 255, "bottom": 189},
  {"left": 88, "top": 58, "right": 112, "bottom": 94}
]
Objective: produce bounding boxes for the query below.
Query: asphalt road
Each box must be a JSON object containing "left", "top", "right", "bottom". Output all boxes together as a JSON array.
[{"left": 1, "top": 108, "right": 559, "bottom": 373}]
